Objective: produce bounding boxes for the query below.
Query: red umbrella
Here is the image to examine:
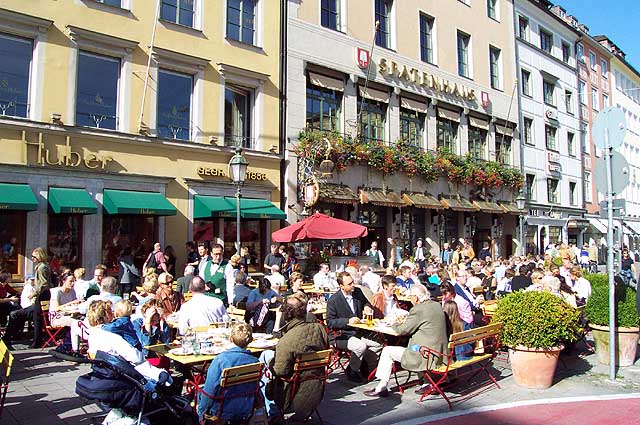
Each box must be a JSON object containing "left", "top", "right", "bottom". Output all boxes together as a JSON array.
[{"left": 272, "top": 212, "right": 368, "bottom": 243}]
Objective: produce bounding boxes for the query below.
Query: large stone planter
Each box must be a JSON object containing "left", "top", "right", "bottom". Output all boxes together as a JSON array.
[
  {"left": 590, "top": 324, "right": 639, "bottom": 367},
  {"left": 508, "top": 345, "right": 563, "bottom": 389}
]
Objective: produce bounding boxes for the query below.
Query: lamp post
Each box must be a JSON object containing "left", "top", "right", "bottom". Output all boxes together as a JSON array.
[
  {"left": 228, "top": 146, "right": 249, "bottom": 254},
  {"left": 516, "top": 191, "right": 526, "bottom": 256}
]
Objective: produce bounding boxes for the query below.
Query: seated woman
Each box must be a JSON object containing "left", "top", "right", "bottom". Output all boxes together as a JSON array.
[
  {"left": 246, "top": 279, "right": 282, "bottom": 333},
  {"left": 131, "top": 275, "right": 159, "bottom": 316},
  {"left": 197, "top": 322, "right": 259, "bottom": 423},
  {"left": 284, "top": 272, "right": 305, "bottom": 297},
  {"left": 49, "top": 271, "right": 81, "bottom": 328},
  {"left": 132, "top": 299, "right": 170, "bottom": 364},
  {"left": 156, "top": 272, "right": 181, "bottom": 315},
  {"left": 439, "top": 281, "right": 474, "bottom": 328},
  {"left": 370, "top": 275, "right": 401, "bottom": 319},
  {"left": 442, "top": 300, "right": 472, "bottom": 361},
  {"left": 568, "top": 267, "right": 592, "bottom": 306}
]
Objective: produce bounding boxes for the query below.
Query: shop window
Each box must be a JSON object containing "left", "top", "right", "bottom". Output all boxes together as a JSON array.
[
  {"left": 306, "top": 82, "right": 341, "bottom": 132},
  {"left": 102, "top": 216, "right": 158, "bottom": 275},
  {"left": 399, "top": 109, "right": 424, "bottom": 146},
  {"left": 0, "top": 212, "right": 26, "bottom": 278},
  {"left": 157, "top": 69, "right": 193, "bottom": 140},
  {"left": 358, "top": 97, "right": 386, "bottom": 142},
  {"left": 468, "top": 126, "right": 487, "bottom": 159},
  {"left": 549, "top": 226, "right": 562, "bottom": 244},
  {"left": 0, "top": 34, "right": 33, "bottom": 118},
  {"left": 76, "top": 51, "right": 120, "bottom": 129},
  {"left": 47, "top": 215, "right": 83, "bottom": 274},
  {"left": 437, "top": 118, "right": 457, "bottom": 152},
  {"left": 321, "top": 0, "right": 340, "bottom": 31},
  {"left": 161, "top": 0, "right": 194, "bottom": 28},
  {"left": 224, "top": 85, "right": 253, "bottom": 149},
  {"left": 227, "top": 0, "right": 256, "bottom": 44}
]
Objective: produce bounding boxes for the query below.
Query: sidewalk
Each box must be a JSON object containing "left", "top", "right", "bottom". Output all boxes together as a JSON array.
[{"left": 2, "top": 339, "right": 639, "bottom": 425}]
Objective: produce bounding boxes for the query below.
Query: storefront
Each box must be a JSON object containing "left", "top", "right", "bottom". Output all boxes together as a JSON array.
[{"left": 0, "top": 183, "right": 38, "bottom": 279}]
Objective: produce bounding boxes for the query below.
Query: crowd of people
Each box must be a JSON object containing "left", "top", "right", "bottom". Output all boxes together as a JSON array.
[{"left": 0, "top": 236, "right": 629, "bottom": 424}]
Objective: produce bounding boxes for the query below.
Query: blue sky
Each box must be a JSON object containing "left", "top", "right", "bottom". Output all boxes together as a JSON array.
[{"left": 557, "top": 0, "right": 640, "bottom": 69}]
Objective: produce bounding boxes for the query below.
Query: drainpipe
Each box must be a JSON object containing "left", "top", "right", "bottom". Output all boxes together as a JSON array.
[{"left": 278, "top": 0, "right": 288, "bottom": 221}]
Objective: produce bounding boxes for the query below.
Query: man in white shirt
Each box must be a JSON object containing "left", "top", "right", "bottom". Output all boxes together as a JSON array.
[
  {"left": 313, "top": 263, "right": 337, "bottom": 291},
  {"left": 20, "top": 274, "right": 36, "bottom": 309},
  {"left": 78, "top": 276, "right": 122, "bottom": 315},
  {"left": 265, "top": 264, "right": 286, "bottom": 292},
  {"left": 359, "top": 265, "right": 381, "bottom": 294},
  {"left": 178, "top": 276, "right": 229, "bottom": 334},
  {"left": 75, "top": 265, "right": 104, "bottom": 301}
]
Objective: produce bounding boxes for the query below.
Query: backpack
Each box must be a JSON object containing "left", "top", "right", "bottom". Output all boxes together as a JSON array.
[{"left": 145, "top": 252, "right": 163, "bottom": 274}]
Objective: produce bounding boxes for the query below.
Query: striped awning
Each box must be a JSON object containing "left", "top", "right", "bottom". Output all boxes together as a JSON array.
[{"left": 360, "top": 188, "right": 407, "bottom": 207}]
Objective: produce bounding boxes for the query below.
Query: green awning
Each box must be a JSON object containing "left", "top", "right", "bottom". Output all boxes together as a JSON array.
[
  {"left": 193, "top": 195, "right": 236, "bottom": 219},
  {"left": 48, "top": 187, "right": 97, "bottom": 214},
  {"left": 103, "top": 189, "right": 177, "bottom": 216},
  {"left": 239, "top": 198, "right": 286, "bottom": 220},
  {"left": 0, "top": 183, "right": 38, "bottom": 211}
]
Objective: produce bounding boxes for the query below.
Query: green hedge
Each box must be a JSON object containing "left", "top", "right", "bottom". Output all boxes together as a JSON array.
[{"left": 585, "top": 273, "right": 639, "bottom": 328}]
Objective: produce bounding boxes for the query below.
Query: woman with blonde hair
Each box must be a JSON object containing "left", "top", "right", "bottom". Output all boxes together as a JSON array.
[
  {"left": 31, "top": 247, "right": 52, "bottom": 348},
  {"left": 156, "top": 272, "right": 181, "bottom": 314}
]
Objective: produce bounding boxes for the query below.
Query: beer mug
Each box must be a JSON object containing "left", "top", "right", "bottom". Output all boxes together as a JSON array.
[{"left": 364, "top": 312, "right": 373, "bottom": 326}]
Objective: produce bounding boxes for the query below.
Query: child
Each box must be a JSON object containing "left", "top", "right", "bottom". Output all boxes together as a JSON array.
[
  {"left": 102, "top": 300, "right": 141, "bottom": 351},
  {"left": 442, "top": 300, "right": 472, "bottom": 361}
]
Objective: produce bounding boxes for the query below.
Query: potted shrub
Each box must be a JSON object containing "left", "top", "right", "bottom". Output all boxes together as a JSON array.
[
  {"left": 492, "top": 290, "right": 581, "bottom": 389},
  {"left": 585, "top": 274, "right": 639, "bottom": 367}
]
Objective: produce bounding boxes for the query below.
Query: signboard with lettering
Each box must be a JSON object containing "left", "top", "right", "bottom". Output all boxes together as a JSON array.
[
  {"left": 34, "top": 137, "right": 112, "bottom": 170},
  {"left": 196, "top": 167, "right": 268, "bottom": 181}
]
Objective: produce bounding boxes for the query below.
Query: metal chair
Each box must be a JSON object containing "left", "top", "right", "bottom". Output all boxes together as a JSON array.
[
  {"left": 40, "top": 301, "right": 68, "bottom": 350},
  {"left": 0, "top": 339, "right": 14, "bottom": 419}
]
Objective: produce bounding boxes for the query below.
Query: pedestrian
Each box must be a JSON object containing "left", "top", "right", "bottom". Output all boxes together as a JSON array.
[
  {"left": 118, "top": 247, "right": 140, "bottom": 297},
  {"left": 143, "top": 243, "right": 168, "bottom": 275},
  {"left": 30, "top": 247, "right": 52, "bottom": 348},
  {"left": 264, "top": 244, "right": 285, "bottom": 274}
]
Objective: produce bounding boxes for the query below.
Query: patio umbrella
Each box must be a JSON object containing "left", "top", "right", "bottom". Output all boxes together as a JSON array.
[{"left": 272, "top": 212, "right": 368, "bottom": 243}]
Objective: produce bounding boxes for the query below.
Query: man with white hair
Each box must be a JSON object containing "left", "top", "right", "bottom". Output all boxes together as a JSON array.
[
  {"left": 363, "top": 284, "right": 448, "bottom": 397},
  {"left": 360, "top": 265, "right": 381, "bottom": 293},
  {"left": 313, "top": 263, "right": 337, "bottom": 291},
  {"left": 176, "top": 265, "right": 195, "bottom": 295},
  {"left": 265, "top": 264, "right": 286, "bottom": 291}
]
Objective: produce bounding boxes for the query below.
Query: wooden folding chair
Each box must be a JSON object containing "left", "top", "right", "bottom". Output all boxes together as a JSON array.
[
  {"left": 0, "top": 339, "right": 14, "bottom": 419},
  {"left": 227, "top": 306, "right": 247, "bottom": 323},
  {"left": 197, "top": 362, "right": 263, "bottom": 424},
  {"left": 40, "top": 301, "right": 68, "bottom": 350},
  {"left": 278, "top": 349, "right": 332, "bottom": 424}
]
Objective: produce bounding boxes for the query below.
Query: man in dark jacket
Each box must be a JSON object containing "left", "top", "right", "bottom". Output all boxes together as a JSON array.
[{"left": 327, "top": 272, "right": 382, "bottom": 382}]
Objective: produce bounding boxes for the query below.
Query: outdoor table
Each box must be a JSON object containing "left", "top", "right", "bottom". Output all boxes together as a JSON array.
[{"left": 348, "top": 319, "right": 400, "bottom": 337}]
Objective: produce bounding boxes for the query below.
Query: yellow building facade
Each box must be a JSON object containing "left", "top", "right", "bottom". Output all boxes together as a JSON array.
[{"left": 0, "top": 1, "right": 283, "bottom": 280}]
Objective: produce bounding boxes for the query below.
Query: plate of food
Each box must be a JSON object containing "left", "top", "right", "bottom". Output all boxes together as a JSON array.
[
  {"left": 248, "top": 339, "right": 277, "bottom": 349},
  {"left": 169, "top": 347, "right": 194, "bottom": 356},
  {"left": 251, "top": 333, "right": 273, "bottom": 340},
  {"left": 199, "top": 345, "right": 226, "bottom": 355}
]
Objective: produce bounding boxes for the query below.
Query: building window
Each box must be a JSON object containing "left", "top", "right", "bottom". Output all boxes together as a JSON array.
[
  {"left": 521, "top": 69, "right": 531, "bottom": 97},
  {"left": 562, "top": 42, "right": 571, "bottom": 63},
  {"left": 224, "top": 85, "right": 252, "bottom": 149},
  {"left": 565, "top": 90, "right": 573, "bottom": 114},
  {"left": 526, "top": 173, "right": 536, "bottom": 201},
  {"left": 589, "top": 51, "right": 596, "bottom": 70},
  {"left": 157, "top": 70, "right": 192, "bottom": 140},
  {"left": 569, "top": 182, "right": 577, "bottom": 206},
  {"left": 468, "top": 126, "right": 487, "bottom": 159},
  {"left": 523, "top": 117, "right": 533, "bottom": 145},
  {"left": 437, "top": 118, "right": 458, "bottom": 152},
  {"left": 94, "top": 0, "right": 121, "bottom": 6},
  {"left": 540, "top": 29, "right": 553, "bottom": 53},
  {"left": 161, "top": 0, "right": 194, "bottom": 27},
  {"left": 358, "top": 97, "right": 386, "bottom": 142},
  {"left": 227, "top": 0, "right": 256, "bottom": 44},
  {"left": 545, "top": 125, "right": 557, "bottom": 151},
  {"left": 419, "top": 14, "right": 434, "bottom": 64},
  {"left": 306, "top": 81, "right": 341, "bottom": 132},
  {"left": 592, "top": 88, "right": 599, "bottom": 111},
  {"left": 495, "top": 135, "right": 512, "bottom": 165},
  {"left": 487, "top": 0, "right": 497, "bottom": 20},
  {"left": 584, "top": 172, "right": 592, "bottom": 202},
  {"left": 399, "top": 109, "right": 424, "bottom": 146},
  {"left": 581, "top": 124, "right": 589, "bottom": 154},
  {"left": 321, "top": 0, "right": 340, "bottom": 30},
  {"left": 518, "top": 16, "right": 529, "bottom": 41},
  {"left": 602, "top": 93, "right": 609, "bottom": 108},
  {"left": 543, "top": 80, "right": 555, "bottom": 105},
  {"left": 489, "top": 46, "right": 501, "bottom": 89},
  {"left": 75, "top": 51, "right": 119, "bottom": 129},
  {"left": 576, "top": 43, "right": 584, "bottom": 62},
  {"left": 547, "top": 178, "right": 559, "bottom": 204},
  {"left": 375, "top": 0, "right": 391, "bottom": 49},
  {"left": 457, "top": 31, "right": 470, "bottom": 78},
  {"left": 600, "top": 59, "right": 608, "bottom": 77},
  {"left": 579, "top": 80, "right": 586, "bottom": 104},
  {"left": 567, "top": 131, "right": 575, "bottom": 157},
  {"left": 0, "top": 34, "right": 32, "bottom": 118}
]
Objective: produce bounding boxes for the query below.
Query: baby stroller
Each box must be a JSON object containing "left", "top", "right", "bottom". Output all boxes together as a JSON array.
[{"left": 76, "top": 351, "right": 197, "bottom": 425}]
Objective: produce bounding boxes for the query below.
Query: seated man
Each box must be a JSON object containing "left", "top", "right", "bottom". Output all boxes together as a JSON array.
[
  {"left": 265, "top": 265, "right": 286, "bottom": 292},
  {"left": 231, "top": 271, "right": 251, "bottom": 307},
  {"left": 78, "top": 276, "right": 122, "bottom": 315},
  {"left": 370, "top": 275, "right": 402, "bottom": 319},
  {"left": 178, "top": 276, "right": 229, "bottom": 334},
  {"left": 313, "top": 263, "right": 337, "bottom": 291},
  {"left": 197, "top": 322, "right": 259, "bottom": 422},
  {"left": 2, "top": 275, "right": 36, "bottom": 349},
  {"left": 175, "top": 265, "right": 195, "bottom": 295},
  {"left": 395, "top": 265, "right": 414, "bottom": 291},
  {"left": 364, "top": 284, "right": 448, "bottom": 397},
  {"left": 326, "top": 272, "right": 382, "bottom": 383},
  {"left": 0, "top": 270, "right": 19, "bottom": 326},
  {"left": 260, "top": 293, "right": 329, "bottom": 419},
  {"left": 360, "top": 265, "right": 381, "bottom": 294}
]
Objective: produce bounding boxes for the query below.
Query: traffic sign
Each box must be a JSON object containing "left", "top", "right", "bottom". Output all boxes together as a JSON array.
[
  {"left": 594, "top": 151, "right": 630, "bottom": 194},
  {"left": 599, "top": 199, "right": 626, "bottom": 218},
  {"left": 592, "top": 107, "right": 627, "bottom": 150}
]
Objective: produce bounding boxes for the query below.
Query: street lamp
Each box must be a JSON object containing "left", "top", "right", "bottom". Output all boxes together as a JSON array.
[
  {"left": 516, "top": 190, "right": 526, "bottom": 256},
  {"left": 229, "top": 146, "right": 249, "bottom": 254}
]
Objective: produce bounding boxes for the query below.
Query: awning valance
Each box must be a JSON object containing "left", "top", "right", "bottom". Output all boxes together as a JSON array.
[
  {"left": 468, "top": 116, "right": 490, "bottom": 130},
  {"left": 359, "top": 86, "right": 390, "bottom": 103},
  {"left": 525, "top": 217, "right": 567, "bottom": 227},
  {"left": 238, "top": 198, "right": 286, "bottom": 219},
  {"left": 318, "top": 184, "right": 358, "bottom": 205},
  {"left": 194, "top": 195, "right": 236, "bottom": 219},
  {"left": 402, "top": 192, "right": 442, "bottom": 209},
  {"left": 625, "top": 221, "right": 640, "bottom": 235},
  {"left": 48, "top": 187, "right": 97, "bottom": 214},
  {"left": 438, "top": 108, "right": 460, "bottom": 122},
  {"left": 0, "top": 183, "right": 38, "bottom": 211},
  {"left": 496, "top": 124, "right": 515, "bottom": 137},
  {"left": 439, "top": 196, "right": 478, "bottom": 212},
  {"left": 472, "top": 200, "right": 504, "bottom": 214},
  {"left": 308, "top": 71, "right": 345, "bottom": 92},
  {"left": 360, "top": 188, "right": 406, "bottom": 207},
  {"left": 588, "top": 217, "right": 607, "bottom": 234},
  {"left": 194, "top": 196, "right": 286, "bottom": 220},
  {"left": 400, "top": 96, "right": 428, "bottom": 113},
  {"left": 498, "top": 202, "right": 525, "bottom": 215},
  {"left": 103, "top": 189, "right": 177, "bottom": 216}
]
